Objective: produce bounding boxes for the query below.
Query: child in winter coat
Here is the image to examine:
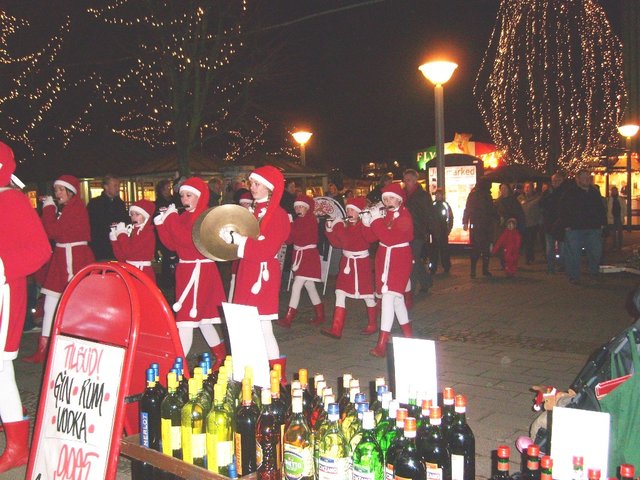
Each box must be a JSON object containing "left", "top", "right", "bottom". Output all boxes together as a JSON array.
[{"left": 491, "top": 217, "right": 522, "bottom": 276}]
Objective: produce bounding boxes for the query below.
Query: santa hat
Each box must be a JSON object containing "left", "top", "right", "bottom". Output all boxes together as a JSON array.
[
  {"left": 0, "top": 142, "right": 16, "bottom": 187},
  {"left": 294, "top": 194, "right": 314, "bottom": 211},
  {"left": 381, "top": 182, "right": 406, "bottom": 204},
  {"left": 249, "top": 165, "right": 285, "bottom": 230},
  {"left": 346, "top": 196, "right": 367, "bottom": 213},
  {"left": 129, "top": 199, "right": 156, "bottom": 223},
  {"left": 239, "top": 191, "right": 253, "bottom": 206},
  {"left": 54, "top": 175, "right": 80, "bottom": 195},
  {"left": 506, "top": 217, "right": 518, "bottom": 227},
  {"left": 179, "top": 177, "right": 210, "bottom": 216}
]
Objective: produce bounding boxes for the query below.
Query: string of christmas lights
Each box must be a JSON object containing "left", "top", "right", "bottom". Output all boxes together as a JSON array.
[{"left": 474, "top": 0, "right": 627, "bottom": 174}]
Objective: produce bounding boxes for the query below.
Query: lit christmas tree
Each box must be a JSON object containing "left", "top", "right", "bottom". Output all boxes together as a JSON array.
[{"left": 474, "top": 0, "right": 627, "bottom": 174}]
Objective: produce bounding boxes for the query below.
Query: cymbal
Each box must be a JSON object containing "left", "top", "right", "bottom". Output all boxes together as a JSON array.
[{"left": 192, "top": 204, "right": 260, "bottom": 261}]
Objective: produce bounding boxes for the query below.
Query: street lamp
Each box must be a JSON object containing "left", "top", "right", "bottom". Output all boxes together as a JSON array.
[
  {"left": 419, "top": 61, "right": 458, "bottom": 197},
  {"left": 618, "top": 123, "right": 639, "bottom": 230},
  {"left": 292, "top": 131, "right": 313, "bottom": 167}
]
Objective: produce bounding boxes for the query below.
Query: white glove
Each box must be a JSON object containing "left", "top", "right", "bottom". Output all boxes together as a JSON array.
[
  {"left": 219, "top": 226, "right": 234, "bottom": 244},
  {"left": 109, "top": 227, "right": 118, "bottom": 241},
  {"left": 360, "top": 211, "right": 373, "bottom": 227},
  {"left": 370, "top": 206, "right": 384, "bottom": 221},
  {"left": 154, "top": 203, "right": 178, "bottom": 225},
  {"left": 42, "top": 196, "right": 55, "bottom": 208},
  {"left": 325, "top": 218, "right": 343, "bottom": 232}
]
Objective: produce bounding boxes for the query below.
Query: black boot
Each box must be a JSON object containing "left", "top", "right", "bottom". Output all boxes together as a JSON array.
[
  {"left": 482, "top": 256, "right": 492, "bottom": 277},
  {"left": 470, "top": 258, "right": 477, "bottom": 278}
]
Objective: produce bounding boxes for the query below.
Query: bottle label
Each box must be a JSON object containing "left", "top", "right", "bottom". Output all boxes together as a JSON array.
[
  {"left": 192, "top": 432, "right": 206, "bottom": 459},
  {"left": 395, "top": 476, "right": 413, "bottom": 480},
  {"left": 140, "top": 412, "right": 150, "bottom": 448},
  {"left": 235, "top": 432, "right": 243, "bottom": 476},
  {"left": 385, "top": 464, "right": 394, "bottom": 480},
  {"left": 319, "top": 455, "right": 351, "bottom": 480},
  {"left": 284, "top": 443, "right": 314, "bottom": 479},
  {"left": 353, "top": 463, "right": 375, "bottom": 480},
  {"left": 183, "top": 427, "right": 193, "bottom": 464},
  {"left": 161, "top": 420, "right": 181, "bottom": 456},
  {"left": 451, "top": 454, "right": 464, "bottom": 480},
  {"left": 528, "top": 459, "right": 540, "bottom": 471},
  {"left": 256, "top": 442, "right": 264, "bottom": 469},
  {"left": 217, "top": 440, "right": 233, "bottom": 467},
  {"left": 426, "top": 462, "right": 444, "bottom": 480}
]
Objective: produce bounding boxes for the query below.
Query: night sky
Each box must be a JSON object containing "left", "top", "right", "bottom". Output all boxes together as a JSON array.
[{"left": 256, "top": 0, "right": 624, "bottom": 175}]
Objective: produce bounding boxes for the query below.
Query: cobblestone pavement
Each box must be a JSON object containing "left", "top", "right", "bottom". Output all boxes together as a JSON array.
[{"left": 4, "top": 235, "right": 640, "bottom": 479}]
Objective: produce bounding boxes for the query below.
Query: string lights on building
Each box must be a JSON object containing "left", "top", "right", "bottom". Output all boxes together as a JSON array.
[{"left": 474, "top": 0, "right": 627, "bottom": 174}]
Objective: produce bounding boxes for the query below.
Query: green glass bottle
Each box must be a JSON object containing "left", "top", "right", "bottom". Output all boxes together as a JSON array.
[
  {"left": 193, "top": 367, "right": 212, "bottom": 417},
  {"left": 393, "top": 417, "right": 425, "bottom": 480},
  {"left": 417, "top": 405, "right": 450, "bottom": 480},
  {"left": 283, "top": 396, "right": 314, "bottom": 480},
  {"left": 352, "top": 410, "right": 384, "bottom": 480},
  {"left": 383, "top": 408, "right": 409, "bottom": 480},
  {"left": 206, "top": 383, "right": 234, "bottom": 475},
  {"left": 342, "top": 392, "right": 365, "bottom": 441},
  {"left": 181, "top": 377, "right": 206, "bottom": 467},
  {"left": 441, "top": 387, "right": 455, "bottom": 437},
  {"left": 374, "top": 398, "right": 398, "bottom": 449},
  {"left": 349, "top": 401, "right": 370, "bottom": 451},
  {"left": 317, "top": 402, "right": 351, "bottom": 480},
  {"left": 161, "top": 371, "right": 185, "bottom": 460},
  {"left": 446, "top": 395, "right": 475, "bottom": 480}
]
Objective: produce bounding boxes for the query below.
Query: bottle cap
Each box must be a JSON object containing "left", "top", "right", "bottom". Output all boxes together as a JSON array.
[
  {"left": 146, "top": 368, "right": 155, "bottom": 383},
  {"left": 327, "top": 402, "right": 340, "bottom": 416},
  {"left": 620, "top": 465, "right": 635, "bottom": 478},
  {"left": 356, "top": 402, "right": 369, "bottom": 413},
  {"left": 270, "top": 370, "right": 280, "bottom": 393},
  {"left": 377, "top": 385, "right": 388, "bottom": 397},
  {"left": 298, "top": 368, "right": 308, "bottom": 386},
  {"left": 455, "top": 394, "right": 467, "bottom": 408},
  {"left": 587, "top": 468, "right": 601, "bottom": 480},
  {"left": 421, "top": 398, "right": 432, "bottom": 410},
  {"left": 261, "top": 388, "right": 272, "bottom": 405},
  {"left": 429, "top": 405, "right": 442, "bottom": 419},
  {"left": 573, "top": 456, "right": 584, "bottom": 466},
  {"left": 382, "top": 391, "right": 393, "bottom": 408},
  {"left": 272, "top": 363, "right": 282, "bottom": 381},
  {"left": 497, "top": 445, "right": 510, "bottom": 458},
  {"left": 291, "top": 380, "right": 301, "bottom": 391},
  {"left": 292, "top": 396, "right": 303, "bottom": 413},
  {"left": 350, "top": 378, "right": 360, "bottom": 389},
  {"left": 540, "top": 456, "right": 552, "bottom": 469},
  {"left": 188, "top": 377, "right": 198, "bottom": 396},
  {"left": 396, "top": 407, "right": 408, "bottom": 421},
  {"left": 404, "top": 417, "right": 416, "bottom": 432},
  {"left": 443, "top": 386, "right": 455, "bottom": 402},
  {"left": 363, "top": 410, "right": 376, "bottom": 429},
  {"left": 315, "top": 380, "right": 327, "bottom": 396},
  {"left": 388, "top": 400, "right": 399, "bottom": 418},
  {"left": 324, "top": 394, "right": 336, "bottom": 410},
  {"left": 167, "top": 371, "right": 178, "bottom": 390},
  {"left": 314, "top": 373, "right": 325, "bottom": 383},
  {"left": 527, "top": 444, "right": 540, "bottom": 456},
  {"left": 291, "top": 389, "right": 303, "bottom": 399},
  {"left": 355, "top": 392, "right": 366, "bottom": 403},
  {"left": 375, "top": 376, "right": 386, "bottom": 387},
  {"left": 322, "top": 387, "right": 334, "bottom": 398},
  {"left": 342, "top": 373, "right": 352, "bottom": 387}
]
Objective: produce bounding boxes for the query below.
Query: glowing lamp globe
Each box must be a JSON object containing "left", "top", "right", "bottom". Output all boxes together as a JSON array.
[
  {"left": 618, "top": 124, "right": 640, "bottom": 139},
  {"left": 292, "top": 131, "right": 313, "bottom": 146},
  {"left": 419, "top": 61, "right": 458, "bottom": 86}
]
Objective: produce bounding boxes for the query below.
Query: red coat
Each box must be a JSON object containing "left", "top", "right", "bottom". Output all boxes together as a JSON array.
[
  {"left": 41, "top": 195, "right": 95, "bottom": 295},
  {"left": 287, "top": 213, "right": 321, "bottom": 281},
  {"left": 368, "top": 207, "right": 413, "bottom": 296},
  {"left": 1, "top": 188, "right": 51, "bottom": 355},
  {"left": 157, "top": 211, "right": 226, "bottom": 324},
  {"left": 234, "top": 201, "right": 291, "bottom": 320},
  {"left": 326, "top": 220, "right": 376, "bottom": 298},
  {"left": 111, "top": 223, "right": 157, "bottom": 282},
  {"left": 491, "top": 228, "right": 522, "bottom": 274}
]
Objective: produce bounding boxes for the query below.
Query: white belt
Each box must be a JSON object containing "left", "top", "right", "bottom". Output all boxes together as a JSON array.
[
  {"left": 126, "top": 260, "right": 152, "bottom": 270},
  {"left": 0, "top": 259, "right": 10, "bottom": 367},
  {"left": 56, "top": 241, "right": 88, "bottom": 281},
  {"left": 173, "top": 259, "right": 214, "bottom": 318},
  {"left": 379, "top": 242, "right": 410, "bottom": 293},
  {"left": 292, "top": 244, "right": 316, "bottom": 273},
  {"left": 342, "top": 249, "right": 369, "bottom": 295}
]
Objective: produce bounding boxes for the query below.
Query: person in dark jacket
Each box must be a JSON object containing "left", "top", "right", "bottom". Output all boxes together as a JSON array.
[
  {"left": 539, "top": 172, "right": 567, "bottom": 273},
  {"left": 430, "top": 188, "right": 454, "bottom": 274},
  {"left": 463, "top": 179, "right": 498, "bottom": 278},
  {"left": 154, "top": 179, "right": 177, "bottom": 289},
  {"left": 87, "top": 174, "right": 129, "bottom": 260},
  {"left": 367, "top": 173, "right": 393, "bottom": 204},
  {"left": 496, "top": 183, "right": 525, "bottom": 232},
  {"left": 558, "top": 170, "right": 607, "bottom": 284}
]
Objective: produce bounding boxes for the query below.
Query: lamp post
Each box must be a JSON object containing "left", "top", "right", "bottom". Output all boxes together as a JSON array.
[
  {"left": 419, "top": 60, "right": 458, "bottom": 197},
  {"left": 292, "top": 131, "right": 313, "bottom": 167},
  {"left": 618, "top": 123, "right": 639, "bottom": 230}
]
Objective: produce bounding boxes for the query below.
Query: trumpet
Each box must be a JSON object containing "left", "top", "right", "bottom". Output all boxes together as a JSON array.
[{"left": 358, "top": 202, "right": 388, "bottom": 217}]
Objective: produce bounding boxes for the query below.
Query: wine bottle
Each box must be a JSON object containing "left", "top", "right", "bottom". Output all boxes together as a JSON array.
[
  {"left": 416, "top": 398, "right": 432, "bottom": 429},
  {"left": 193, "top": 367, "right": 212, "bottom": 416},
  {"left": 270, "top": 369, "right": 287, "bottom": 458},
  {"left": 310, "top": 386, "right": 333, "bottom": 432},
  {"left": 161, "top": 371, "right": 185, "bottom": 460},
  {"left": 342, "top": 392, "right": 366, "bottom": 442},
  {"left": 540, "top": 456, "right": 552, "bottom": 480},
  {"left": 273, "top": 362, "right": 291, "bottom": 408},
  {"left": 140, "top": 368, "right": 162, "bottom": 452},
  {"left": 257, "top": 388, "right": 281, "bottom": 480},
  {"left": 235, "top": 378, "right": 260, "bottom": 476},
  {"left": 383, "top": 408, "right": 409, "bottom": 480},
  {"left": 206, "top": 383, "right": 233, "bottom": 475},
  {"left": 283, "top": 395, "right": 314, "bottom": 480},
  {"left": 375, "top": 397, "right": 398, "bottom": 447},
  {"left": 314, "top": 393, "right": 336, "bottom": 474},
  {"left": 407, "top": 389, "right": 421, "bottom": 420},
  {"left": 317, "top": 402, "right": 351, "bottom": 480},
  {"left": 392, "top": 417, "right": 425, "bottom": 480},
  {"left": 446, "top": 394, "right": 475, "bottom": 480},
  {"left": 181, "top": 377, "right": 206, "bottom": 467},
  {"left": 341, "top": 379, "right": 361, "bottom": 423},
  {"left": 297, "top": 368, "right": 314, "bottom": 422},
  {"left": 352, "top": 410, "right": 384, "bottom": 480},
  {"left": 620, "top": 464, "right": 635, "bottom": 480},
  {"left": 521, "top": 444, "right": 540, "bottom": 480},
  {"left": 572, "top": 456, "right": 584, "bottom": 480},
  {"left": 370, "top": 384, "right": 388, "bottom": 421},
  {"left": 441, "top": 387, "right": 455, "bottom": 436},
  {"left": 338, "top": 373, "right": 354, "bottom": 416},
  {"left": 417, "top": 405, "right": 450, "bottom": 480},
  {"left": 349, "top": 401, "right": 370, "bottom": 451},
  {"left": 151, "top": 362, "right": 168, "bottom": 398},
  {"left": 173, "top": 358, "right": 189, "bottom": 403},
  {"left": 489, "top": 445, "right": 512, "bottom": 480}
]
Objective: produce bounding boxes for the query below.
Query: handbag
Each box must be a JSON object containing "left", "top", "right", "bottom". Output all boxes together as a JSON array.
[{"left": 599, "top": 330, "right": 640, "bottom": 476}]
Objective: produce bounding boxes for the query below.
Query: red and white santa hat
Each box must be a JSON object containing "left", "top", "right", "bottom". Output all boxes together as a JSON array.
[
  {"left": 346, "top": 196, "right": 367, "bottom": 213},
  {"left": 381, "top": 182, "right": 406, "bottom": 204},
  {"left": 54, "top": 175, "right": 80, "bottom": 195},
  {"left": 179, "top": 177, "right": 210, "bottom": 216},
  {"left": 249, "top": 165, "right": 285, "bottom": 230},
  {"left": 0, "top": 141, "right": 16, "bottom": 187},
  {"left": 129, "top": 199, "right": 156, "bottom": 223},
  {"left": 239, "top": 191, "right": 253, "bottom": 206},
  {"left": 294, "top": 194, "right": 315, "bottom": 211}
]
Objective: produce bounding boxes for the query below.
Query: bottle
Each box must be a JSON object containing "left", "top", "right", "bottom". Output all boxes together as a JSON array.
[
  {"left": 521, "top": 444, "right": 540, "bottom": 480},
  {"left": 283, "top": 395, "right": 314, "bottom": 480},
  {"left": 407, "top": 389, "right": 421, "bottom": 420},
  {"left": 540, "top": 456, "right": 552, "bottom": 480},
  {"left": 417, "top": 398, "right": 432, "bottom": 429},
  {"left": 338, "top": 373, "right": 353, "bottom": 416},
  {"left": 194, "top": 367, "right": 212, "bottom": 416},
  {"left": 620, "top": 464, "right": 635, "bottom": 480},
  {"left": 341, "top": 379, "right": 361, "bottom": 422},
  {"left": 173, "top": 359, "right": 189, "bottom": 403},
  {"left": 310, "top": 380, "right": 327, "bottom": 429},
  {"left": 317, "top": 402, "right": 351, "bottom": 480},
  {"left": 392, "top": 417, "right": 425, "bottom": 480},
  {"left": 383, "top": 408, "right": 409, "bottom": 480},
  {"left": 313, "top": 373, "right": 326, "bottom": 404},
  {"left": 181, "top": 377, "right": 206, "bottom": 467},
  {"left": 314, "top": 393, "right": 336, "bottom": 473},
  {"left": 417, "top": 406, "right": 450, "bottom": 480},
  {"left": 370, "top": 385, "right": 388, "bottom": 424},
  {"left": 273, "top": 363, "right": 291, "bottom": 408},
  {"left": 342, "top": 392, "right": 366, "bottom": 442},
  {"left": 151, "top": 362, "right": 168, "bottom": 398},
  {"left": 446, "top": 394, "right": 475, "bottom": 480},
  {"left": 441, "top": 387, "right": 455, "bottom": 435},
  {"left": 587, "top": 468, "right": 600, "bottom": 480},
  {"left": 140, "top": 368, "right": 162, "bottom": 452},
  {"left": 375, "top": 390, "right": 393, "bottom": 425},
  {"left": 206, "top": 383, "right": 233, "bottom": 475},
  {"left": 490, "top": 445, "right": 512, "bottom": 480},
  {"left": 375, "top": 399, "right": 398, "bottom": 449},
  {"left": 572, "top": 456, "right": 584, "bottom": 480},
  {"left": 311, "top": 386, "right": 333, "bottom": 432},
  {"left": 352, "top": 410, "right": 384, "bottom": 480},
  {"left": 270, "top": 370, "right": 287, "bottom": 454},
  {"left": 199, "top": 360, "right": 214, "bottom": 401},
  {"left": 256, "top": 388, "right": 281, "bottom": 480},
  {"left": 161, "top": 371, "right": 185, "bottom": 460},
  {"left": 235, "top": 378, "right": 260, "bottom": 476}
]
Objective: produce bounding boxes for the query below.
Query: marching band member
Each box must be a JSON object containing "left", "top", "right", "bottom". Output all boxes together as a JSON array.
[
  {"left": 218, "top": 166, "right": 291, "bottom": 379},
  {"left": 0, "top": 143, "right": 51, "bottom": 472},
  {"left": 361, "top": 183, "right": 414, "bottom": 357},
  {"left": 24, "top": 174, "right": 95, "bottom": 364},
  {"left": 322, "top": 196, "right": 377, "bottom": 338},
  {"left": 279, "top": 194, "right": 324, "bottom": 328},
  {"left": 110, "top": 199, "right": 157, "bottom": 282},
  {"left": 155, "top": 177, "right": 227, "bottom": 367}
]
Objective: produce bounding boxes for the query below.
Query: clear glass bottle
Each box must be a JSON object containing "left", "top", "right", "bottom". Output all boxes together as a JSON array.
[
  {"left": 446, "top": 394, "right": 475, "bottom": 480},
  {"left": 317, "top": 402, "right": 351, "bottom": 480},
  {"left": 342, "top": 393, "right": 366, "bottom": 442},
  {"left": 283, "top": 395, "right": 314, "bottom": 480},
  {"left": 181, "top": 377, "right": 206, "bottom": 467},
  {"left": 161, "top": 371, "right": 185, "bottom": 460},
  {"left": 352, "top": 410, "right": 384, "bottom": 480},
  {"left": 314, "top": 393, "right": 336, "bottom": 474},
  {"left": 206, "top": 383, "right": 234, "bottom": 475},
  {"left": 256, "top": 388, "right": 281, "bottom": 480}
]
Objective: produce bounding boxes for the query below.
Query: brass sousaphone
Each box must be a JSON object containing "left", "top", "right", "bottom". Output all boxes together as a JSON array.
[{"left": 192, "top": 204, "right": 260, "bottom": 261}]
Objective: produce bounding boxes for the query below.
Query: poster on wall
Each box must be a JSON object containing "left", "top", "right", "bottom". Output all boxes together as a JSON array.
[
  {"left": 29, "top": 335, "right": 125, "bottom": 480},
  {"left": 428, "top": 164, "right": 478, "bottom": 244}
]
